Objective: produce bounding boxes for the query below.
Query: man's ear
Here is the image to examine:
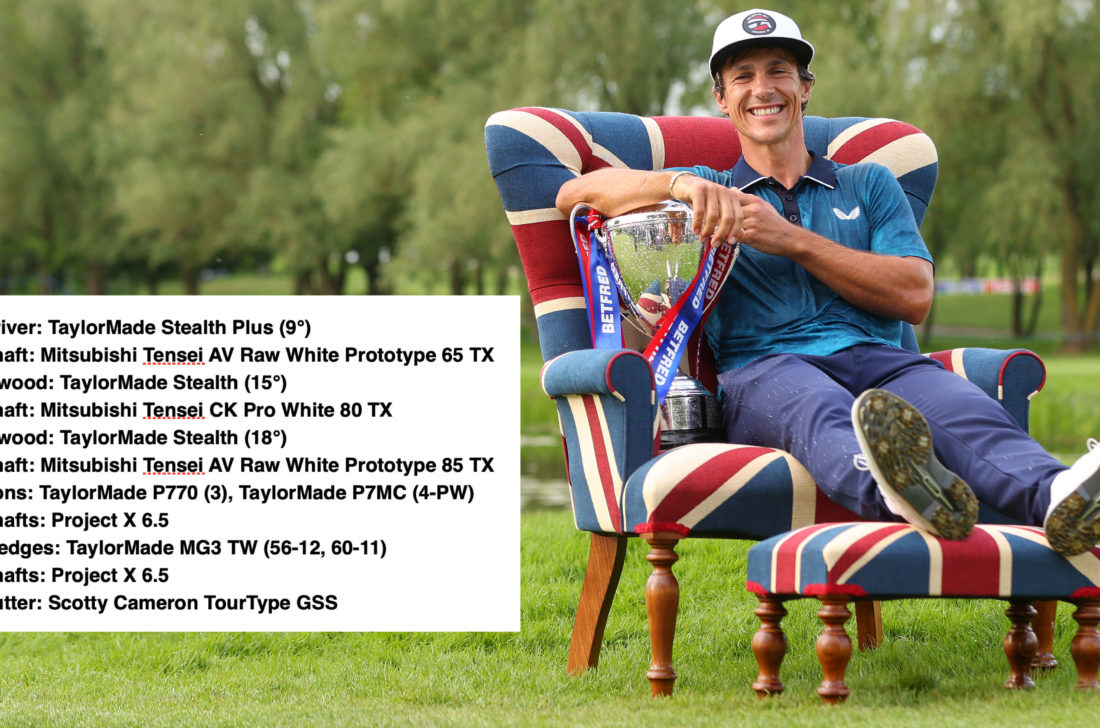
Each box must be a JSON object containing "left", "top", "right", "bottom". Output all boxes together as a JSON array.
[
  {"left": 800, "top": 78, "right": 813, "bottom": 107},
  {"left": 713, "top": 85, "right": 730, "bottom": 117}
]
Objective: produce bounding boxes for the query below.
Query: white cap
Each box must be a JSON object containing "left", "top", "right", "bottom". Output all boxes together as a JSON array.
[{"left": 709, "top": 9, "right": 814, "bottom": 78}]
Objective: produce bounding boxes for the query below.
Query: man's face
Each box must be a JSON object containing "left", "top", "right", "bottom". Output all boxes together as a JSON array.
[{"left": 713, "top": 47, "right": 812, "bottom": 147}]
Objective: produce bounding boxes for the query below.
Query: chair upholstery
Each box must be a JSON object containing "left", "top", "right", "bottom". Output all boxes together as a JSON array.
[
  {"left": 748, "top": 523, "right": 1100, "bottom": 600},
  {"left": 485, "top": 107, "right": 1049, "bottom": 694},
  {"left": 745, "top": 524, "right": 1100, "bottom": 699}
]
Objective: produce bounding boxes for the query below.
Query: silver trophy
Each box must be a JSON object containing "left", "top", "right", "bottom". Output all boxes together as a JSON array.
[{"left": 600, "top": 200, "right": 726, "bottom": 449}]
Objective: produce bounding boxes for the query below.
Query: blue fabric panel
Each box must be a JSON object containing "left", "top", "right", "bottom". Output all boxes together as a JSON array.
[
  {"left": 493, "top": 161, "right": 576, "bottom": 213},
  {"left": 605, "top": 354, "right": 659, "bottom": 482},
  {"left": 687, "top": 457, "right": 798, "bottom": 538},
  {"left": 568, "top": 111, "right": 657, "bottom": 171},
  {"left": 485, "top": 124, "right": 573, "bottom": 194},
  {"left": 542, "top": 349, "right": 646, "bottom": 398},
  {"left": 897, "top": 165, "right": 938, "bottom": 225},
  {"left": 803, "top": 116, "right": 848, "bottom": 157},
  {"left": 1005, "top": 531, "right": 1095, "bottom": 598},
  {"left": 965, "top": 349, "right": 1044, "bottom": 431},
  {"left": 536, "top": 309, "right": 597, "bottom": 363}
]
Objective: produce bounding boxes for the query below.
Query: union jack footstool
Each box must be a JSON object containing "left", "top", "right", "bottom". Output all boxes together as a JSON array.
[{"left": 746, "top": 522, "right": 1100, "bottom": 703}]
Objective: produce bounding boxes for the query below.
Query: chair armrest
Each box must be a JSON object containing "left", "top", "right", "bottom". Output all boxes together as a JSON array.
[
  {"left": 925, "top": 348, "right": 1047, "bottom": 432},
  {"left": 541, "top": 349, "right": 659, "bottom": 534}
]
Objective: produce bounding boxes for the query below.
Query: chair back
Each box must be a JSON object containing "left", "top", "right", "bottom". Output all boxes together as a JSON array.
[{"left": 485, "top": 109, "right": 937, "bottom": 363}]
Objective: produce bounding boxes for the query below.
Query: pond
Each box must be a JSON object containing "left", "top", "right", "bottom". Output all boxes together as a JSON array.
[{"left": 520, "top": 433, "right": 570, "bottom": 510}]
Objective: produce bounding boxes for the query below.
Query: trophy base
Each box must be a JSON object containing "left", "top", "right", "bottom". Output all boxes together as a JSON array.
[{"left": 659, "top": 375, "right": 725, "bottom": 450}]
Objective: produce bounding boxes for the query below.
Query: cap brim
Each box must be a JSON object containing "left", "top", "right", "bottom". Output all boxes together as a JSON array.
[{"left": 710, "top": 37, "right": 814, "bottom": 77}]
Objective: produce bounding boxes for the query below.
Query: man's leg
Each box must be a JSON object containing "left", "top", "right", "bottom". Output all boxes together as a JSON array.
[
  {"left": 877, "top": 358, "right": 1063, "bottom": 525},
  {"left": 718, "top": 344, "right": 1069, "bottom": 527},
  {"left": 717, "top": 352, "right": 895, "bottom": 520}
]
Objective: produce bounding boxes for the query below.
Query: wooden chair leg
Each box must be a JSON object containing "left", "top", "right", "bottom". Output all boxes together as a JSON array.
[
  {"left": 1070, "top": 598, "right": 1100, "bottom": 690},
  {"left": 642, "top": 531, "right": 681, "bottom": 697},
  {"left": 1003, "top": 601, "right": 1037, "bottom": 689},
  {"left": 816, "top": 595, "right": 853, "bottom": 704},
  {"left": 751, "top": 594, "right": 787, "bottom": 698},
  {"left": 567, "top": 533, "right": 628, "bottom": 675},
  {"left": 1031, "top": 599, "right": 1059, "bottom": 670},
  {"left": 855, "top": 600, "right": 883, "bottom": 651}
]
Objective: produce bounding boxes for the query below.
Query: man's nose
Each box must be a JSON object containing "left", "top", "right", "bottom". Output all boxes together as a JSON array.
[{"left": 751, "top": 75, "right": 774, "bottom": 96}]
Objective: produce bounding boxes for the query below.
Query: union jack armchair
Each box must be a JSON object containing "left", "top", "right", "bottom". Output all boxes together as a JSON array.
[{"left": 484, "top": 108, "right": 1048, "bottom": 695}]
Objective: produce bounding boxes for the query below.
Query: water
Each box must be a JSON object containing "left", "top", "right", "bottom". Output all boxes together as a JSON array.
[{"left": 521, "top": 435, "right": 570, "bottom": 510}]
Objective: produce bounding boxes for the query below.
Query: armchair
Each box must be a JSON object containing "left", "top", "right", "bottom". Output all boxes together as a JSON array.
[{"left": 485, "top": 108, "right": 1048, "bottom": 695}]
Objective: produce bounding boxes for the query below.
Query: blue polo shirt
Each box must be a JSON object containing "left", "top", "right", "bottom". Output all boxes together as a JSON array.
[{"left": 673, "top": 153, "right": 932, "bottom": 371}]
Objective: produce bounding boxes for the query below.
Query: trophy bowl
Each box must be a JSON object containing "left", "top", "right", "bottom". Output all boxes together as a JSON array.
[{"left": 601, "top": 200, "right": 724, "bottom": 448}]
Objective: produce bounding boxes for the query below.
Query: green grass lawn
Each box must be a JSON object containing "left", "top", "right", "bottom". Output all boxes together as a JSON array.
[
  {"left": 4, "top": 287, "right": 1096, "bottom": 725},
  {"left": 2, "top": 511, "right": 1098, "bottom": 727}
]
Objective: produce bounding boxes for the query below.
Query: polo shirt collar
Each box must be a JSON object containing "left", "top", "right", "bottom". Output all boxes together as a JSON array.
[{"left": 731, "top": 151, "right": 837, "bottom": 191}]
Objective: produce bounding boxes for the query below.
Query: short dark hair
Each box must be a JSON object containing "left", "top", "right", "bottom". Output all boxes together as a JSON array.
[{"left": 711, "top": 48, "right": 816, "bottom": 111}]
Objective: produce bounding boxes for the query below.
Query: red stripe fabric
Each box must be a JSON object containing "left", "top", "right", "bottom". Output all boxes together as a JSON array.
[
  {"left": 829, "top": 121, "right": 918, "bottom": 165},
  {"left": 927, "top": 349, "right": 955, "bottom": 372},
  {"left": 512, "top": 221, "right": 582, "bottom": 306},
  {"left": 653, "top": 116, "right": 742, "bottom": 170},
  {"left": 814, "top": 488, "right": 865, "bottom": 523},
  {"left": 647, "top": 446, "right": 776, "bottom": 525},
  {"left": 774, "top": 524, "right": 834, "bottom": 593},
  {"left": 521, "top": 107, "right": 593, "bottom": 163},
  {"left": 803, "top": 583, "right": 868, "bottom": 598},
  {"left": 582, "top": 395, "right": 622, "bottom": 531},
  {"left": 635, "top": 521, "right": 691, "bottom": 536},
  {"left": 940, "top": 528, "right": 1001, "bottom": 596}
]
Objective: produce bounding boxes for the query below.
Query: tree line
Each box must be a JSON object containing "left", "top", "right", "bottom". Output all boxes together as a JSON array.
[{"left": 0, "top": 0, "right": 1096, "bottom": 349}]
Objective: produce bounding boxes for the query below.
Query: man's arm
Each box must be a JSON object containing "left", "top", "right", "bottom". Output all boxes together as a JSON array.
[
  {"left": 733, "top": 189, "right": 934, "bottom": 324},
  {"left": 555, "top": 168, "right": 745, "bottom": 245}
]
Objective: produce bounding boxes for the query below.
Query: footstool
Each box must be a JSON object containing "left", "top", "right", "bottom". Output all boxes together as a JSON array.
[{"left": 745, "top": 522, "right": 1100, "bottom": 703}]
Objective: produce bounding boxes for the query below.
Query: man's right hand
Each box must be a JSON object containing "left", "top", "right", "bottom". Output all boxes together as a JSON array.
[
  {"left": 555, "top": 168, "right": 744, "bottom": 246},
  {"left": 670, "top": 173, "right": 744, "bottom": 247}
]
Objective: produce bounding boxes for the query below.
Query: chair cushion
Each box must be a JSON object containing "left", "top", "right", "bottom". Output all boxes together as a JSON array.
[
  {"left": 746, "top": 522, "right": 1100, "bottom": 600},
  {"left": 625, "top": 444, "right": 862, "bottom": 538}
]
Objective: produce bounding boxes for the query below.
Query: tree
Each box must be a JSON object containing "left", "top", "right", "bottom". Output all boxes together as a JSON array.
[{"left": 0, "top": 0, "right": 114, "bottom": 293}]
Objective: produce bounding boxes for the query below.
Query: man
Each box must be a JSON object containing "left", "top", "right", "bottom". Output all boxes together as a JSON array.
[{"left": 555, "top": 8, "right": 1100, "bottom": 554}]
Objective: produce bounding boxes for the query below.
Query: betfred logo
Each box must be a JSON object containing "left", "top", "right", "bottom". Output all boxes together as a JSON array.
[{"left": 742, "top": 12, "right": 776, "bottom": 36}]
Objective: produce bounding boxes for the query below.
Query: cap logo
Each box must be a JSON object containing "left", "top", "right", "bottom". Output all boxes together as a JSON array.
[{"left": 742, "top": 12, "right": 776, "bottom": 36}]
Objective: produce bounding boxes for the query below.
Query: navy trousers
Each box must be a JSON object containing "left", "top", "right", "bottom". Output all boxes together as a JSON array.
[{"left": 716, "top": 344, "right": 1064, "bottom": 524}]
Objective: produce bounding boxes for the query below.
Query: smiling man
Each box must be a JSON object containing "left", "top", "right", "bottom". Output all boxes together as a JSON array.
[{"left": 555, "top": 8, "right": 1100, "bottom": 554}]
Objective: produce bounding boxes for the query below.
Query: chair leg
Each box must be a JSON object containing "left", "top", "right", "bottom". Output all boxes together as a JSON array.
[
  {"left": 642, "top": 531, "right": 681, "bottom": 697},
  {"left": 751, "top": 594, "right": 788, "bottom": 698},
  {"left": 567, "top": 533, "right": 628, "bottom": 675},
  {"left": 1070, "top": 598, "right": 1100, "bottom": 690},
  {"left": 1003, "top": 600, "right": 1038, "bottom": 689},
  {"left": 854, "top": 600, "right": 883, "bottom": 651},
  {"left": 816, "top": 595, "right": 853, "bottom": 704},
  {"left": 1031, "top": 599, "right": 1059, "bottom": 670}
]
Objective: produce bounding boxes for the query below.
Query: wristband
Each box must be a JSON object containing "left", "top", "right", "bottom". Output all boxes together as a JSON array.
[{"left": 668, "top": 171, "right": 698, "bottom": 203}]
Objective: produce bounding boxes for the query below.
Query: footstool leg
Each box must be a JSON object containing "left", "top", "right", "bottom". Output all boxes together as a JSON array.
[
  {"left": 1031, "top": 599, "right": 1059, "bottom": 670},
  {"left": 1071, "top": 598, "right": 1100, "bottom": 690},
  {"left": 816, "top": 595, "right": 852, "bottom": 704},
  {"left": 1003, "top": 601, "right": 1037, "bottom": 689},
  {"left": 751, "top": 594, "right": 787, "bottom": 698}
]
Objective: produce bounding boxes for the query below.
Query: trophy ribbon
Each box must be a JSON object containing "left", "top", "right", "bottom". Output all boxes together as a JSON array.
[
  {"left": 572, "top": 205, "right": 739, "bottom": 405},
  {"left": 641, "top": 240, "right": 738, "bottom": 404},
  {"left": 571, "top": 207, "right": 622, "bottom": 350}
]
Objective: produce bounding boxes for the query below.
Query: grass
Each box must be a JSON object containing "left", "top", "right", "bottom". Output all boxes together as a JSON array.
[
  {"left": 2, "top": 512, "right": 1098, "bottom": 726},
  {"left": 4, "top": 285, "right": 1097, "bottom": 724}
]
